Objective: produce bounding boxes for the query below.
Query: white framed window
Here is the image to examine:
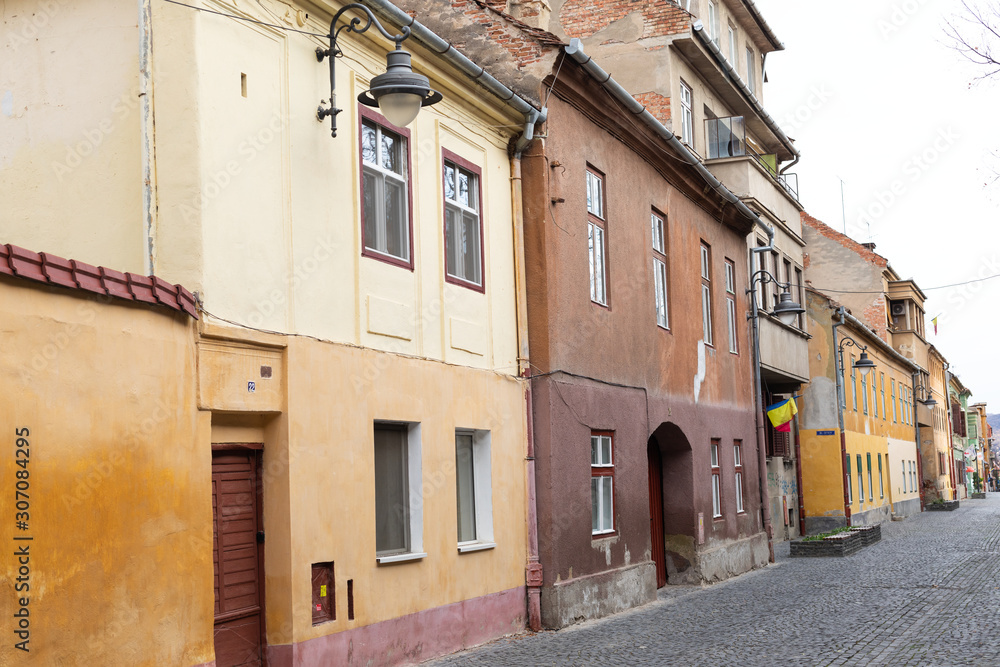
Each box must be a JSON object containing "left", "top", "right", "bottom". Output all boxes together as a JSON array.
[
  {"left": 361, "top": 116, "right": 411, "bottom": 266},
  {"left": 455, "top": 429, "right": 495, "bottom": 552},
  {"left": 591, "top": 432, "right": 615, "bottom": 535},
  {"left": 711, "top": 439, "right": 722, "bottom": 518},
  {"left": 745, "top": 47, "right": 755, "bottom": 94},
  {"left": 707, "top": 0, "right": 720, "bottom": 44},
  {"left": 652, "top": 212, "right": 669, "bottom": 329},
  {"left": 734, "top": 441, "right": 744, "bottom": 513},
  {"left": 725, "top": 259, "right": 737, "bottom": 354},
  {"left": 880, "top": 374, "right": 887, "bottom": 421},
  {"left": 443, "top": 152, "right": 484, "bottom": 289},
  {"left": 902, "top": 460, "right": 907, "bottom": 492},
  {"left": 851, "top": 355, "right": 858, "bottom": 412},
  {"left": 872, "top": 372, "right": 879, "bottom": 419},
  {"left": 728, "top": 23, "right": 737, "bottom": 62},
  {"left": 680, "top": 81, "right": 693, "bottom": 146},
  {"left": 701, "top": 242, "right": 713, "bottom": 345},
  {"left": 374, "top": 422, "right": 425, "bottom": 563},
  {"left": 587, "top": 168, "right": 607, "bottom": 306}
]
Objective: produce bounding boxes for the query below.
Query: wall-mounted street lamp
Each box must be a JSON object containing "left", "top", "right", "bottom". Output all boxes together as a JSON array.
[
  {"left": 833, "top": 333, "right": 877, "bottom": 525},
  {"left": 747, "top": 268, "right": 805, "bottom": 561},
  {"left": 317, "top": 3, "right": 442, "bottom": 137},
  {"left": 913, "top": 383, "right": 937, "bottom": 407}
]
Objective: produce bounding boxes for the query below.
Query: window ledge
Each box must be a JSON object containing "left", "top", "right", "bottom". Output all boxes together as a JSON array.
[
  {"left": 457, "top": 542, "right": 496, "bottom": 554},
  {"left": 375, "top": 552, "right": 427, "bottom": 565}
]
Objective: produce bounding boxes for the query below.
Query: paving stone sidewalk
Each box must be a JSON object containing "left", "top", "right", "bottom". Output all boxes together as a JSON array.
[{"left": 422, "top": 494, "right": 1000, "bottom": 667}]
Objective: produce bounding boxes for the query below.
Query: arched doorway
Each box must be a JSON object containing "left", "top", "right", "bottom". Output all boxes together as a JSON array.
[{"left": 647, "top": 422, "right": 694, "bottom": 586}]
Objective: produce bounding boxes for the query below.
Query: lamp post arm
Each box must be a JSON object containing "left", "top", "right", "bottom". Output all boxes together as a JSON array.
[{"left": 316, "top": 4, "right": 412, "bottom": 137}]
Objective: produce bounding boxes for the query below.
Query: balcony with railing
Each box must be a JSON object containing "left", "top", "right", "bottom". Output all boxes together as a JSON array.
[{"left": 705, "top": 116, "right": 799, "bottom": 203}]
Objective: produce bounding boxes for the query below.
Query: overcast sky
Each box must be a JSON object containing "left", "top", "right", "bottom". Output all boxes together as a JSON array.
[{"left": 752, "top": 0, "right": 1000, "bottom": 410}]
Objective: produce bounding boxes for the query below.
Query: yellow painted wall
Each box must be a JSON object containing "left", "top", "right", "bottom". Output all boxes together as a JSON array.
[
  {"left": 196, "top": 330, "right": 529, "bottom": 648},
  {"left": 0, "top": 0, "right": 145, "bottom": 272},
  {"left": 0, "top": 279, "right": 211, "bottom": 666},
  {"left": 148, "top": 0, "right": 522, "bottom": 377},
  {"left": 799, "top": 429, "right": 846, "bottom": 521},
  {"left": 844, "top": 432, "right": 891, "bottom": 516}
]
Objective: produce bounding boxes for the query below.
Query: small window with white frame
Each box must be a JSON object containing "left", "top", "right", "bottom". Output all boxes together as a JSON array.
[
  {"left": 707, "top": 0, "right": 720, "bottom": 44},
  {"left": 652, "top": 211, "right": 669, "bottom": 329},
  {"left": 711, "top": 439, "right": 722, "bottom": 518},
  {"left": 455, "top": 429, "right": 495, "bottom": 552},
  {"left": 443, "top": 151, "right": 484, "bottom": 290},
  {"left": 591, "top": 432, "right": 614, "bottom": 535},
  {"left": 728, "top": 23, "right": 737, "bottom": 62},
  {"left": 680, "top": 81, "right": 693, "bottom": 146},
  {"left": 725, "top": 259, "right": 737, "bottom": 354},
  {"left": 374, "top": 422, "right": 425, "bottom": 563},
  {"left": 745, "top": 47, "right": 755, "bottom": 94},
  {"left": 587, "top": 168, "right": 608, "bottom": 306},
  {"left": 361, "top": 114, "right": 412, "bottom": 267}
]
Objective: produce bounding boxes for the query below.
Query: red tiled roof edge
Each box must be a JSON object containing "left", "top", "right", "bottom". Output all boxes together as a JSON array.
[{"left": 0, "top": 244, "right": 199, "bottom": 319}]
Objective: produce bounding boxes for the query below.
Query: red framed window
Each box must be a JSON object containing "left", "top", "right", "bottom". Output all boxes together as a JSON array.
[
  {"left": 442, "top": 150, "right": 484, "bottom": 291},
  {"left": 360, "top": 107, "right": 414, "bottom": 270},
  {"left": 652, "top": 211, "right": 669, "bottom": 329},
  {"left": 711, "top": 438, "right": 722, "bottom": 518},
  {"left": 591, "top": 431, "right": 614, "bottom": 535},
  {"left": 734, "top": 440, "right": 744, "bottom": 513},
  {"left": 725, "top": 258, "right": 738, "bottom": 354},
  {"left": 701, "top": 242, "right": 713, "bottom": 345},
  {"left": 587, "top": 167, "right": 608, "bottom": 307}
]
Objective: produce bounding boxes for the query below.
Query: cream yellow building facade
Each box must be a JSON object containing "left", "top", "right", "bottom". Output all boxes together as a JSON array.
[
  {"left": 1, "top": 0, "right": 546, "bottom": 664},
  {"left": 799, "top": 293, "right": 921, "bottom": 534}
]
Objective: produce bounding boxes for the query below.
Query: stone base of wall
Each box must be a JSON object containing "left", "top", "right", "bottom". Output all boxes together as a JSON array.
[
  {"left": 541, "top": 561, "right": 656, "bottom": 629},
  {"left": 889, "top": 497, "right": 921, "bottom": 519},
  {"left": 971, "top": 492, "right": 986, "bottom": 499},
  {"left": 927, "top": 500, "right": 960, "bottom": 511},
  {"left": 803, "top": 515, "right": 848, "bottom": 536},
  {"left": 694, "top": 532, "right": 770, "bottom": 584},
  {"left": 852, "top": 503, "right": 892, "bottom": 526}
]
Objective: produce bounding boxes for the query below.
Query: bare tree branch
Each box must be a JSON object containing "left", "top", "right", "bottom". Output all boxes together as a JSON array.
[{"left": 943, "top": 0, "right": 1000, "bottom": 81}]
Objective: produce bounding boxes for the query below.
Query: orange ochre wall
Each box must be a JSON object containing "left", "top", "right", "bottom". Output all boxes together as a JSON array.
[{"left": 0, "top": 278, "right": 213, "bottom": 666}]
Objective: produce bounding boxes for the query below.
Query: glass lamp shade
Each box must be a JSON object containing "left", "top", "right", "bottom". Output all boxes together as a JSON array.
[
  {"left": 855, "top": 351, "right": 876, "bottom": 378},
  {"left": 358, "top": 47, "right": 442, "bottom": 128},
  {"left": 376, "top": 93, "right": 424, "bottom": 128},
  {"left": 772, "top": 289, "right": 805, "bottom": 327}
]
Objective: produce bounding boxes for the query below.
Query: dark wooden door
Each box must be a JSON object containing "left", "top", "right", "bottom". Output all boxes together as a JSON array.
[
  {"left": 647, "top": 439, "right": 667, "bottom": 588},
  {"left": 213, "top": 450, "right": 264, "bottom": 666}
]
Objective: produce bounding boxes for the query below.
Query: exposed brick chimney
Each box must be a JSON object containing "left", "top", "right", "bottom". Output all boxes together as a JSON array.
[{"left": 861, "top": 242, "right": 876, "bottom": 252}]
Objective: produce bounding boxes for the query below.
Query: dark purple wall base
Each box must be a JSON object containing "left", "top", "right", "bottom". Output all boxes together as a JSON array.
[{"left": 267, "top": 586, "right": 525, "bottom": 667}]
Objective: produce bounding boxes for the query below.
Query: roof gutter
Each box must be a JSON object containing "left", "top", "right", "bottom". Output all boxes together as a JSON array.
[
  {"left": 362, "top": 0, "right": 546, "bottom": 154},
  {"left": 564, "top": 39, "right": 762, "bottom": 232},
  {"left": 743, "top": 0, "right": 784, "bottom": 51},
  {"left": 691, "top": 22, "right": 798, "bottom": 161}
]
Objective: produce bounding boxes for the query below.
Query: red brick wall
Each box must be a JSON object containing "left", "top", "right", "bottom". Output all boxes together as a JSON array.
[
  {"left": 634, "top": 91, "right": 671, "bottom": 126},
  {"left": 559, "top": 0, "right": 690, "bottom": 40},
  {"left": 800, "top": 212, "right": 887, "bottom": 269},
  {"left": 452, "top": 0, "right": 563, "bottom": 68}
]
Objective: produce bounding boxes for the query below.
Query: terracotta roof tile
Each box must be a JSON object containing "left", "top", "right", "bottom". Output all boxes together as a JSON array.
[{"left": 0, "top": 243, "right": 198, "bottom": 320}]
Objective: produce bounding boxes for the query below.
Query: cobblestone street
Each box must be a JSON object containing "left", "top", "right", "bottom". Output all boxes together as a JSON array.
[{"left": 424, "top": 496, "right": 1000, "bottom": 667}]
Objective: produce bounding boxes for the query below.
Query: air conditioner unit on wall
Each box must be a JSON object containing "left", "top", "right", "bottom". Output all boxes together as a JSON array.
[{"left": 891, "top": 303, "right": 906, "bottom": 317}]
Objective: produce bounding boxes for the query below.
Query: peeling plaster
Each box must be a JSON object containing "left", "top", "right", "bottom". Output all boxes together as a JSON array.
[{"left": 693, "top": 340, "right": 707, "bottom": 402}]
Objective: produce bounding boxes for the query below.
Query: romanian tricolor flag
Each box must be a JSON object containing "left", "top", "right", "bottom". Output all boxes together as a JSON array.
[
  {"left": 766, "top": 397, "right": 798, "bottom": 433},
  {"left": 932, "top": 316, "right": 938, "bottom": 335}
]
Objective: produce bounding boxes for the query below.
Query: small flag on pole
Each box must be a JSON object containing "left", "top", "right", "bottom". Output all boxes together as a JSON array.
[{"left": 932, "top": 316, "right": 938, "bottom": 335}]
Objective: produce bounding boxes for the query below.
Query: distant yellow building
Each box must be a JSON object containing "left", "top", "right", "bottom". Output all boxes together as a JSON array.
[{"left": 798, "top": 292, "right": 922, "bottom": 533}]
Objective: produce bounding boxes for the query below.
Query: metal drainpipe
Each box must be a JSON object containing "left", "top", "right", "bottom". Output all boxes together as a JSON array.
[
  {"left": 749, "top": 273, "right": 775, "bottom": 562},
  {"left": 912, "top": 370, "right": 926, "bottom": 511},
  {"left": 138, "top": 0, "right": 157, "bottom": 274},
  {"left": 833, "top": 307, "right": 852, "bottom": 525},
  {"left": 510, "top": 154, "right": 542, "bottom": 631}
]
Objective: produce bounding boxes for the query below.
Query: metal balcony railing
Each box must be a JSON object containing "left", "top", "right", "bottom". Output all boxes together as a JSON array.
[{"left": 705, "top": 116, "right": 799, "bottom": 201}]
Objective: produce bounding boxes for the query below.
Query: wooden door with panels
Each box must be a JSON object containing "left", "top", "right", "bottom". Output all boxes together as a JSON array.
[{"left": 212, "top": 447, "right": 265, "bottom": 666}]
